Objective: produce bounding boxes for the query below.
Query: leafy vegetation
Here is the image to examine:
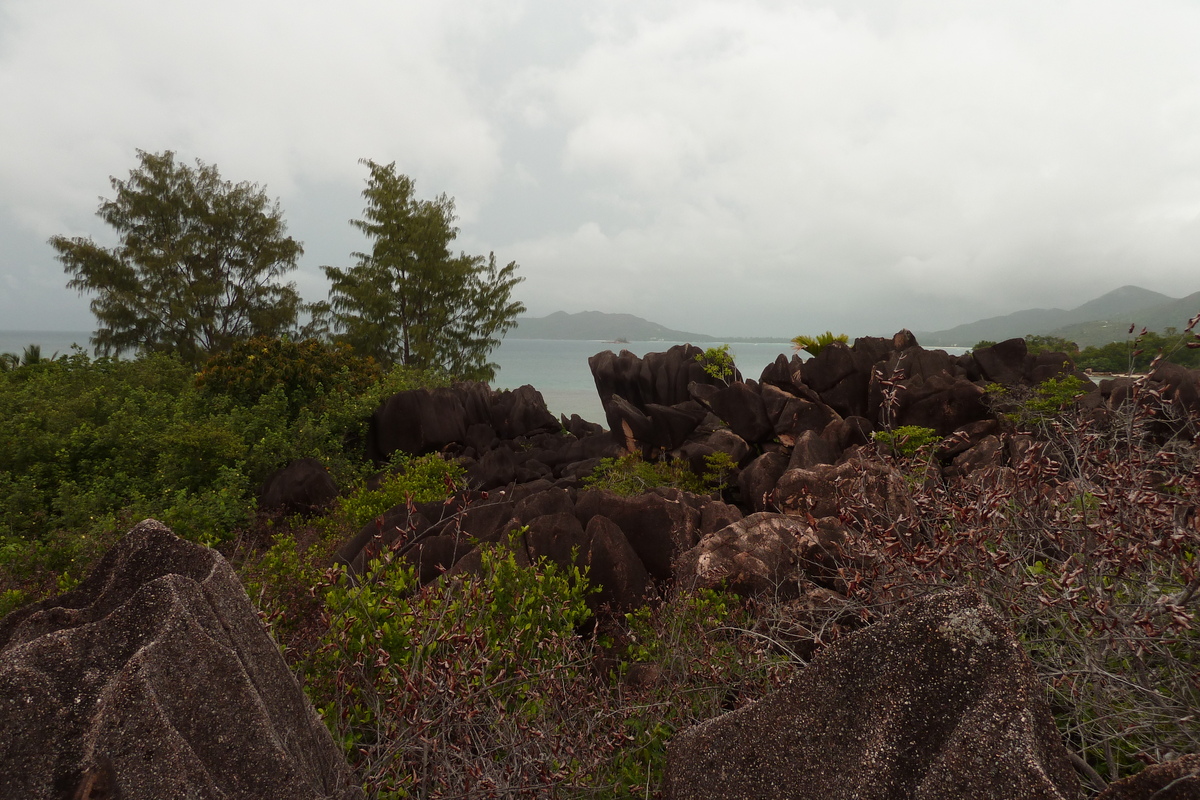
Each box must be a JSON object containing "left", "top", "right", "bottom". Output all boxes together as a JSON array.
[
  {"left": 195, "top": 335, "right": 382, "bottom": 419},
  {"left": 312, "top": 159, "right": 525, "bottom": 381},
  {"left": 695, "top": 344, "right": 736, "bottom": 383},
  {"left": 1076, "top": 328, "right": 1200, "bottom": 373},
  {"left": 0, "top": 343, "right": 446, "bottom": 599},
  {"left": 871, "top": 425, "right": 940, "bottom": 458},
  {"left": 49, "top": 150, "right": 304, "bottom": 367},
  {"left": 288, "top": 537, "right": 789, "bottom": 797},
  {"left": 582, "top": 451, "right": 740, "bottom": 497},
  {"left": 984, "top": 374, "right": 1093, "bottom": 429},
  {"left": 974, "top": 330, "right": 1200, "bottom": 373},
  {"left": 791, "top": 331, "right": 848, "bottom": 356},
  {"left": 834, "top": 394, "right": 1200, "bottom": 787}
]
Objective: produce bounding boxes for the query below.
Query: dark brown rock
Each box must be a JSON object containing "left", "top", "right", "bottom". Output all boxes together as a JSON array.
[
  {"left": 0, "top": 520, "right": 361, "bottom": 800},
  {"left": 973, "top": 338, "right": 1029, "bottom": 386},
  {"left": 772, "top": 467, "right": 838, "bottom": 518},
  {"left": 644, "top": 401, "right": 708, "bottom": 450},
  {"left": 764, "top": 385, "right": 841, "bottom": 445},
  {"left": 515, "top": 486, "right": 575, "bottom": 523},
  {"left": 758, "top": 352, "right": 806, "bottom": 393},
  {"left": 589, "top": 345, "right": 723, "bottom": 427},
  {"left": 699, "top": 500, "right": 743, "bottom": 535},
  {"left": 523, "top": 511, "right": 589, "bottom": 569},
  {"left": 936, "top": 419, "right": 1000, "bottom": 461},
  {"left": 489, "top": 384, "right": 560, "bottom": 440},
  {"left": 584, "top": 515, "right": 651, "bottom": 609},
  {"left": 800, "top": 340, "right": 859, "bottom": 394},
  {"left": 949, "top": 434, "right": 1006, "bottom": 476},
  {"left": 787, "top": 427, "right": 841, "bottom": 471},
  {"left": 400, "top": 533, "right": 472, "bottom": 585},
  {"left": 258, "top": 457, "right": 338, "bottom": 515},
  {"left": 467, "top": 445, "right": 519, "bottom": 490},
  {"left": 737, "top": 451, "right": 789, "bottom": 513},
  {"left": 704, "top": 382, "right": 774, "bottom": 443},
  {"left": 575, "top": 490, "right": 700, "bottom": 580},
  {"left": 666, "top": 589, "right": 1080, "bottom": 800},
  {"left": 1095, "top": 753, "right": 1200, "bottom": 800},
  {"left": 1150, "top": 361, "right": 1200, "bottom": 417}
]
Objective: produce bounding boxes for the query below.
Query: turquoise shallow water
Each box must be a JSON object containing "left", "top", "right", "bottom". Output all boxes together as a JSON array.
[{"left": 0, "top": 331, "right": 968, "bottom": 425}]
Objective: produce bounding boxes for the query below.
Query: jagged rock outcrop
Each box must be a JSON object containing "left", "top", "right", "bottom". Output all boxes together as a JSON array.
[
  {"left": 367, "top": 381, "right": 562, "bottom": 462},
  {"left": 665, "top": 589, "right": 1080, "bottom": 800},
  {"left": 580, "top": 332, "right": 1097, "bottom": 503},
  {"left": 0, "top": 520, "right": 361, "bottom": 800},
  {"left": 335, "top": 480, "right": 739, "bottom": 607}
]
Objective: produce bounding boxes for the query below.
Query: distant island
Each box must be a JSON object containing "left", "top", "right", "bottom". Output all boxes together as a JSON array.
[
  {"left": 509, "top": 310, "right": 791, "bottom": 343},
  {"left": 915, "top": 285, "right": 1200, "bottom": 348}
]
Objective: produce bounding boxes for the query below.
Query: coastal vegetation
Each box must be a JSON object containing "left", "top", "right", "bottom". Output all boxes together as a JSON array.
[
  {"left": 790, "top": 330, "right": 849, "bottom": 356},
  {"left": 309, "top": 159, "right": 524, "bottom": 382},
  {"left": 4, "top": 150, "right": 1199, "bottom": 793},
  {"left": 46, "top": 150, "right": 523, "bottom": 379},
  {"left": 974, "top": 325, "right": 1200, "bottom": 373},
  {"left": 2, "top": 331, "right": 1199, "bottom": 795}
]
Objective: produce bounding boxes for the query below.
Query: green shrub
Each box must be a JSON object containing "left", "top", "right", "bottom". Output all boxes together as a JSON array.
[
  {"left": 583, "top": 453, "right": 706, "bottom": 496},
  {"left": 308, "top": 541, "right": 593, "bottom": 795},
  {"left": 319, "top": 453, "right": 464, "bottom": 535},
  {"left": 791, "top": 331, "right": 849, "bottom": 356},
  {"left": 195, "top": 335, "right": 382, "bottom": 420},
  {"left": 695, "top": 344, "right": 736, "bottom": 383},
  {"left": 591, "top": 587, "right": 790, "bottom": 793},
  {"left": 986, "top": 374, "right": 1091, "bottom": 430},
  {"left": 871, "top": 425, "right": 940, "bottom": 458},
  {"left": 701, "top": 451, "right": 739, "bottom": 492}
]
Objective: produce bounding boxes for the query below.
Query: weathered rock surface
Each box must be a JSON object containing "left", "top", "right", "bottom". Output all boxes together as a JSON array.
[
  {"left": 0, "top": 520, "right": 361, "bottom": 800},
  {"left": 259, "top": 457, "right": 339, "bottom": 515},
  {"left": 666, "top": 589, "right": 1079, "bottom": 800},
  {"left": 676, "top": 513, "right": 865, "bottom": 597},
  {"left": 367, "top": 381, "right": 561, "bottom": 461},
  {"left": 1095, "top": 753, "right": 1200, "bottom": 800},
  {"left": 674, "top": 513, "right": 807, "bottom": 596}
]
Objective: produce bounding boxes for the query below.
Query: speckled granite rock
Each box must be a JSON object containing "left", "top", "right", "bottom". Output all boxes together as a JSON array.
[
  {"left": 0, "top": 520, "right": 361, "bottom": 800},
  {"left": 666, "top": 588, "right": 1079, "bottom": 800}
]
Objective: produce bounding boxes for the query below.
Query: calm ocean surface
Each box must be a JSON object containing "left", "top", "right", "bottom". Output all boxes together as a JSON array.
[{"left": 0, "top": 331, "right": 968, "bottom": 425}]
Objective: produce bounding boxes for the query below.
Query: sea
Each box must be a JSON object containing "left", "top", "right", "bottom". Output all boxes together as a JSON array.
[{"left": 0, "top": 331, "right": 968, "bottom": 425}]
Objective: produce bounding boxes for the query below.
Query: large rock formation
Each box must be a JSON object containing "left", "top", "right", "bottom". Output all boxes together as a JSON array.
[
  {"left": 0, "top": 520, "right": 361, "bottom": 800},
  {"left": 666, "top": 589, "right": 1079, "bottom": 800},
  {"left": 259, "top": 457, "right": 339, "bottom": 516}
]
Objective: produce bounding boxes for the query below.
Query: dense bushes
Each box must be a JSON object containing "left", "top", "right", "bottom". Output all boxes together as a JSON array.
[
  {"left": 0, "top": 341, "right": 446, "bottom": 603},
  {"left": 4, "top": 330, "right": 1199, "bottom": 796},
  {"left": 830, "top": 390, "right": 1200, "bottom": 788},
  {"left": 195, "top": 335, "right": 382, "bottom": 419},
  {"left": 287, "top": 539, "right": 787, "bottom": 798}
]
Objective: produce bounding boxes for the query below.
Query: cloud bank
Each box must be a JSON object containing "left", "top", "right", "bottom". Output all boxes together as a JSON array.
[{"left": 2, "top": 0, "right": 1199, "bottom": 337}]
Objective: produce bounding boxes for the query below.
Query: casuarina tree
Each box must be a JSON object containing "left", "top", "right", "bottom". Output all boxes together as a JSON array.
[
  {"left": 50, "top": 150, "right": 304, "bottom": 367},
  {"left": 313, "top": 159, "right": 524, "bottom": 382}
]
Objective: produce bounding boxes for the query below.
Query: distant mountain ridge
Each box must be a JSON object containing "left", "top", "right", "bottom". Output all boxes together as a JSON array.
[
  {"left": 916, "top": 286, "right": 1200, "bottom": 348},
  {"left": 510, "top": 311, "right": 718, "bottom": 342}
]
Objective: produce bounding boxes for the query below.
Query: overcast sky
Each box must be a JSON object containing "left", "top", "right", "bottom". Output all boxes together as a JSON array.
[{"left": 3, "top": 0, "right": 1200, "bottom": 338}]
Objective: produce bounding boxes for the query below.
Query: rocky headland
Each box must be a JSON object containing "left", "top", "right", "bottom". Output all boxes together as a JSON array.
[{"left": 3, "top": 332, "right": 1199, "bottom": 798}]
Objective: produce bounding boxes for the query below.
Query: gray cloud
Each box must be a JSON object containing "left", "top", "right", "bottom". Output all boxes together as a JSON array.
[{"left": 3, "top": 1, "right": 1200, "bottom": 338}]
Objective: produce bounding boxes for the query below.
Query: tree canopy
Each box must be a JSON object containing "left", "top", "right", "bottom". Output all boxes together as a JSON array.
[
  {"left": 50, "top": 150, "right": 303, "bottom": 367},
  {"left": 314, "top": 159, "right": 524, "bottom": 381}
]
